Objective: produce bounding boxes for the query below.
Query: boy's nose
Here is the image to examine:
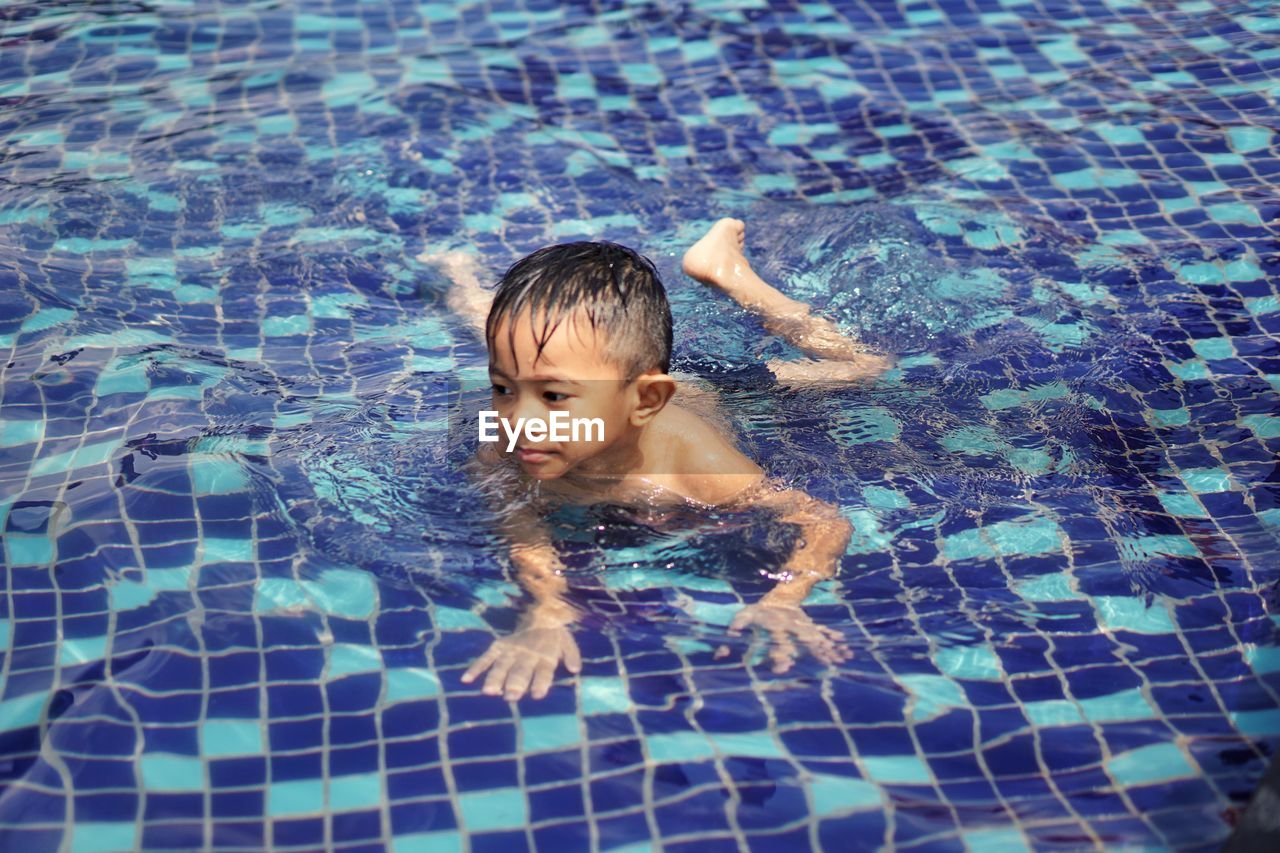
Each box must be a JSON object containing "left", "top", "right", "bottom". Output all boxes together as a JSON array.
[{"left": 509, "top": 395, "right": 546, "bottom": 429}]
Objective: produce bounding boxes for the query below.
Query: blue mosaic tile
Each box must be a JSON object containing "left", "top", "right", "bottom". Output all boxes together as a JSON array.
[{"left": 2, "top": 0, "right": 1280, "bottom": 849}]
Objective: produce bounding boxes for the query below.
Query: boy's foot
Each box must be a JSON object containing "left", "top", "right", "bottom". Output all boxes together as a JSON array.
[
  {"left": 683, "top": 217, "right": 809, "bottom": 319},
  {"left": 416, "top": 246, "right": 476, "bottom": 278},
  {"left": 681, "top": 217, "right": 747, "bottom": 287},
  {"left": 416, "top": 247, "right": 492, "bottom": 335}
]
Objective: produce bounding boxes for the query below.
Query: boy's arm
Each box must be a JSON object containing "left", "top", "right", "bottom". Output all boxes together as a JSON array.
[
  {"left": 740, "top": 485, "right": 853, "bottom": 603},
  {"left": 716, "top": 483, "right": 854, "bottom": 673},
  {"left": 461, "top": 451, "right": 582, "bottom": 700},
  {"left": 495, "top": 501, "right": 577, "bottom": 626}
]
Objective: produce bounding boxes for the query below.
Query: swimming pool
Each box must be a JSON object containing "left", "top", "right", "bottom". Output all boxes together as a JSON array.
[{"left": 2, "top": 0, "right": 1279, "bottom": 848}]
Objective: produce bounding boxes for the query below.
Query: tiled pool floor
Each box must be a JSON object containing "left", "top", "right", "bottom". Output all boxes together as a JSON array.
[{"left": 2, "top": 0, "right": 1280, "bottom": 850}]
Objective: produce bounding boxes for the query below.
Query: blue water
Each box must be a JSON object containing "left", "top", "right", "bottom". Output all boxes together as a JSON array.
[{"left": 2, "top": 0, "right": 1280, "bottom": 850}]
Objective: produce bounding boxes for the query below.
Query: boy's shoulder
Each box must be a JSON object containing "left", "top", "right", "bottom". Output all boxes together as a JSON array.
[{"left": 655, "top": 403, "right": 764, "bottom": 505}]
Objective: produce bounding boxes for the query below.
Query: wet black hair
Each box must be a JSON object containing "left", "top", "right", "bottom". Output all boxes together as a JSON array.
[{"left": 485, "top": 240, "right": 672, "bottom": 379}]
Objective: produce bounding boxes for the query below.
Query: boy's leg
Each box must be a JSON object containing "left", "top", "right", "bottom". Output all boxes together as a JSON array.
[
  {"left": 416, "top": 247, "right": 491, "bottom": 339},
  {"left": 682, "top": 218, "right": 893, "bottom": 383}
]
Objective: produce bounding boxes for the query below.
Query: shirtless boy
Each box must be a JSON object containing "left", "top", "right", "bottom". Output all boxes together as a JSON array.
[{"left": 419, "top": 218, "right": 893, "bottom": 701}]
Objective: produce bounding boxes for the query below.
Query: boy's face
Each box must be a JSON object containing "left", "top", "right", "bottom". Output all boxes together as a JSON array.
[{"left": 487, "top": 306, "right": 641, "bottom": 480}]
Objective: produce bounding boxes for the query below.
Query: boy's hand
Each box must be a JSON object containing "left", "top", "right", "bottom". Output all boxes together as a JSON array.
[
  {"left": 714, "top": 600, "right": 852, "bottom": 674},
  {"left": 461, "top": 604, "right": 582, "bottom": 701}
]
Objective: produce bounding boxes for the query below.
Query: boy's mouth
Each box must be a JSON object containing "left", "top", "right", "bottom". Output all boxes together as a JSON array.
[{"left": 516, "top": 446, "right": 555, "bottom": 464}]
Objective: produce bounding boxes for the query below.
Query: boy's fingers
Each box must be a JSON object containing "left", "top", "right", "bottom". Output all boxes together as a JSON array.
[
  {"left": 462, "top": 647, "right": 500, "bottom": 683},
  {"left": 769, "top": 630, "right": 797, "bottom": 674},
  {"left": 564, "top": 639, "right": 582, "bottom": 674},
  {"left": 530, "top": 662, "right": 555, "bottom": 699},
  {"left": 482, "top": 654, "right": 516, "bottom": 696},
  {"left": 505, "top": 659, "right": 536, "bottom": 701}
]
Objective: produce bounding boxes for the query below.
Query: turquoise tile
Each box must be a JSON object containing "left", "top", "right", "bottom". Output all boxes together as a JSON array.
[
  {"left": 327, "top": 643, "right": 384, "bottom": 679},
  {"left": 900, "top": 674, "right": 966, "bottom": 721},
  {"left": 520, "top": 713, "right": 581, "bottom": 753},
  {"left": 0, "top": 691, "right": 47, "bottom": 734},
  {"left": 1148, "top": 407, "right": 1189, "bottom": 426},
  {"left": 254, "top": 578, "right": 308, "bottom": 612},
  {"left": 69, "top": 822, "right": 138, "bottom": 853},
  {"left": 1242, "top": 414, "right": 1280, "bottom": 439},
  {"left": 941, "top": 425, "right": 1004, "bottom": 454},
  {"left": 433, "top": 606, "right": 489, "bottom": 631},
  {"left": 201, "top": 536, "right": 254, "bottom": 564},
  {"left": 688, "top": 600, "right": 740, "bottom": 627},
  {"left": 861, "top": 753, "right": 931, "bottom": 785},
  {"left": 842, "top": 509, "right": 891, "bottom": 554},
  {"left": 1180, "top": 467, "right": 1232, "bottom": 493},
  {"left": 1106, "top": 743, "right": 1196, "bottom": 786},
  {"left": 1015, "top": 572, "right": 1081, "bottom": 602},
  {"left": 457, "top": 787, "right": 529, "bottom": 832},
  {"left": 1094, "top": 123, "right": 1145, "bottom": 145},
  {"left": 1245, "top": 644, "right": 1280, "bottom": 674},
  {"left": 1157, "top": 492, "right": 1206, "bottom": 517},
  {"left": 392, "top": 831, "right": 463, "bottom": 853},
  {"left": 309, "top": 570, "right": 378, "bottom": 619},
  {"left": 1024, "top": 699, "right": 1085, "bottom": 727},
  {"left": 262, "top": 314, "right": 310, "bottom": 336},
  {"left": 1190, "top": 337, "right": 1233, "bottom": 360},
  {"left": 1229, "top": 126, "right": 1271, "bottom": 152},
  {"left": 960, "top": 828, "right": 1031, "bottom": 852},
  {"left": 31, "top": 437, "right": 121, "bottom": 476},
  {"left": 942, "top": 517, "right": 1062, "bottom": 561},
  {"left": 707, "top": 731, "right": 786, "bottom": 759},
  {"left": 1245, "top": 296, "right": 1280, "bottom": 317},
  {"left": 0, "top": 418, "right": 42, "bottom": 446},
  {"left": 862, "top": 485, "right": 909, "bottom": 509},
  {"left": 140, "top": 753, "right": 204, "bottom": 790},
  {"left": 1078, "top": 688, "right": 1155, "bottom": 723},
  {"left": 191, "top": 459, "right": 250, "bottom": 495},
  {"left": 1225, "top": 258, "right": 1264, "bottom": 281},
  {"left": 751, "top": 173, "right": 797, "bottom": 193},
  {"left": 330, "top": 772, "right": 383, "bottom": 811},
  {"left": 647, "top": 731, "right": 715, "bottom": 763},
  {"left": 110, "top": 579, "right": 159, "bottom": 611},
  {"left": 386, "top": 668, "right": 441, "bottom": 702},
  {"left": 706, "top": 94, "right": 757, "bottom": 117},
  {"left": 1094, "top": 596, "right": 1175, "bottom": 634},
  {"left": 1117, "top": 534, "right": 1198, "bottom": 561},
  {"left": 60, "top": 635, "right": 108, "bottom": 665},
  {"left": 581, "top": 676, "right": 632, "bottom": 715},
  {"left": 1168, "top": 359, "right": 1209, "bottom": 381},
  {"left": 808, "top": 773, "right": 881, "bottom": 816},
  {"left": 268, "top": 777, "right": 324, "bottom": 817},
  {"left": 5, "top": 534, "right": 52, "bottom": 566},
  {"left": 979, "top": 388, "right": 1025, "bottom": 410},
  {"left": 203, "top": 719, "right": 264, "bottom": 757},
  {"left": 1206, "top": 203, "right": 1262, "bottom": 225},
  {"left": 1231, "top": 707, "right": 1280, "bottom": 736},
  {"left": 936, "top": 645, "right": 1003, "bottom": 680}
]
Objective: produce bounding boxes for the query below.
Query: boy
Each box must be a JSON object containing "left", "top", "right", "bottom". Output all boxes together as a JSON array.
[{"left": 419, "top": 218, "right": 893, "bottom": 701}]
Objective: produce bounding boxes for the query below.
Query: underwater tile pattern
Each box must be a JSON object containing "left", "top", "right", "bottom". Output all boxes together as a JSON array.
[{"left": 2, "top": 0, "right": 1280, "bottom": 850}]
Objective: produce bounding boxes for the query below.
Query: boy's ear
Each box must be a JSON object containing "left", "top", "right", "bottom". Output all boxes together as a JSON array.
[{"left": 629, "top": 372, "right": 676, "bottom": 425}]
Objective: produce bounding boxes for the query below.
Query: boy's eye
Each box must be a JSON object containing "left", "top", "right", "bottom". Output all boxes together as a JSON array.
[
  {"left": 543, "top": 391, "right": 569, "bottom": 403},
  {"left": 491, "top": 383, "right": 510, "bottom": 395}
]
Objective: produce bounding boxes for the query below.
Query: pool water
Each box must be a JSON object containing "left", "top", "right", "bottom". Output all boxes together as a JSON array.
[{"left": 2, "top": 0, "right": 1280, "bottom": 849}]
